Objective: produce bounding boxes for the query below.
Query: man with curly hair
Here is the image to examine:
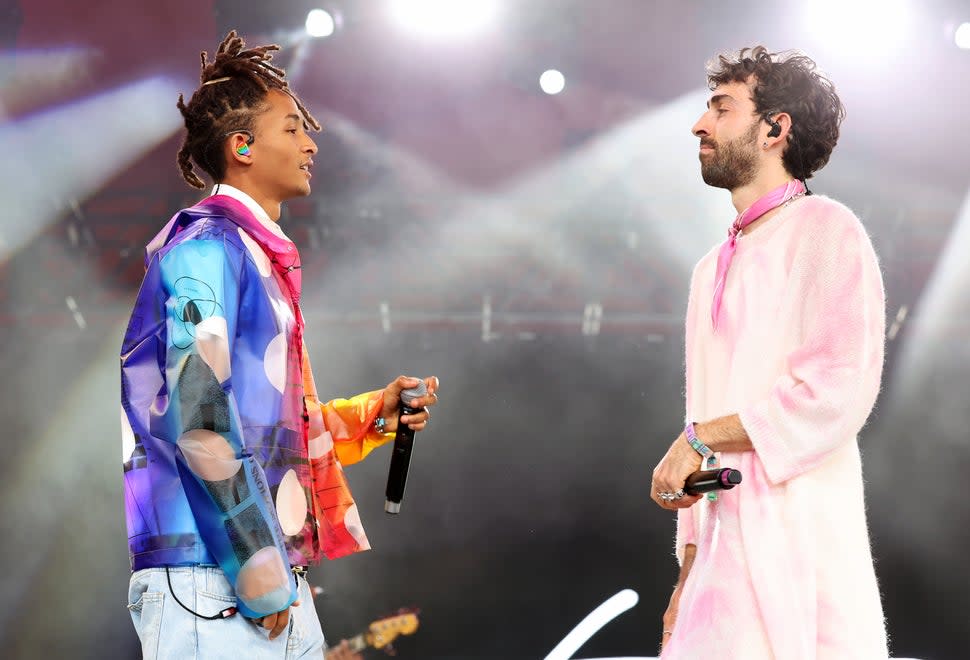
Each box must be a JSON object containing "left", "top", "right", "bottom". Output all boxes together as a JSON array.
[
  {"left": 649, "top": 47, "right": 887, "bottom": 658},
  {"left": 121, "top": 31, "right": 439, "bottom": 658}
]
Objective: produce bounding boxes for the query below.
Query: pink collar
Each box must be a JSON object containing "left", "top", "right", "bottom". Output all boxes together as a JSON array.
[
  {"left": 200, "top": 195, "right": 303, "bottom": 307},
  {"left": 710, "top": 179, "right": 807, "bottom": 331}
]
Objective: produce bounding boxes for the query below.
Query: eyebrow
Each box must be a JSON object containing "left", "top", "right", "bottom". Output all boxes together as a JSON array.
[
  {"left": 284, "top": 113, "right": 301, "bottom": 122},
  {"left": 706, "top": 94, "right": 735, "bottom": 109}
]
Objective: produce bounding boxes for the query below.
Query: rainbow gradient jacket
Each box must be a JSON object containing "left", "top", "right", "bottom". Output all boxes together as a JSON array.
[{"left": 120, "top": 194, "right": 392, "bottom": 617}]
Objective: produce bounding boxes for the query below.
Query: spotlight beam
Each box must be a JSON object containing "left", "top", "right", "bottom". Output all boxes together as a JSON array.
[{"left": 0, "top": 77, "right": 183, "bottom": 264}]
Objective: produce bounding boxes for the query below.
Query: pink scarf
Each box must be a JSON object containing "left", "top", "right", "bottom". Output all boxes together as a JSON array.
[{"left": 711, "top": 179, "right": 807, "bottom": 330}]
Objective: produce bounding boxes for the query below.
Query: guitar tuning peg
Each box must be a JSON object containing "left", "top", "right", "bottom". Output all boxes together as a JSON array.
[{"left": 382, "top": 643, "right": 397, "bottom": 656}]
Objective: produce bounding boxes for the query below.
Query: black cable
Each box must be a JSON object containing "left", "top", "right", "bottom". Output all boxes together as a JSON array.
[{"left": 165, "top": 566, "right": 238, "bottom": 620}]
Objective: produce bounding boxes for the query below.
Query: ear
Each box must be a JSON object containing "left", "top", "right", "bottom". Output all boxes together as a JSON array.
[
  {"left": 228, "top": 132, "right": 253, "bottom": 164},
  {"left": 765, "top": 112, "right": 792, "bottom": 146}
]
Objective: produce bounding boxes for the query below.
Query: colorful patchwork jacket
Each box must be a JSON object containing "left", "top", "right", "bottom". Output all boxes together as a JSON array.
[{"left": 120, "top": 194, "right": 393, "bottom": 617}]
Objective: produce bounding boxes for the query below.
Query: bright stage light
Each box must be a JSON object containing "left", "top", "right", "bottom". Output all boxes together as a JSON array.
[
  {"left": 306, "top": 9, "right": 335, "bottom": 38},
  {"left": 956, "top": 22, "right": 970, "bottom": 49},
  {"left": 388, "top": 0, "right": 499, "bottom": 38},
  {"left": 539, "top": 69, "right": 565, "bottom": 95},
  {"left": 806, "top": 0, "right": 912, "bottom": 56}
]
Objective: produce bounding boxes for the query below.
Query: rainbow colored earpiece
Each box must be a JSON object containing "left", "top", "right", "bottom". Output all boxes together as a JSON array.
[{"left": 236, "top": 143, "right": 251, "bottom": 156}]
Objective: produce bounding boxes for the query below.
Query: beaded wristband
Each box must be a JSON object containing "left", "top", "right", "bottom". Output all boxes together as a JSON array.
[
  {"left": 685, "top": 422, "right": 719, "bottom": 500},
  {"left": 374, "top": 417, "right": 387, "bottom": 434}
]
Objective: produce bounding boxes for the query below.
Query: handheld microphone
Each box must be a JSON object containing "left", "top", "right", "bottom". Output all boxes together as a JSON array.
[
  {"left": 384, "top": 381, "right": 428, "bottom": 514},
  {"left": 684, "top": 467, "right": 742, "bottom": 495}
]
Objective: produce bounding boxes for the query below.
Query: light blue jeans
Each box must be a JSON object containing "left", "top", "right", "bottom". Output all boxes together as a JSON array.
[{"left": 127, "top": 566, "right": 325, "bottom": 659}]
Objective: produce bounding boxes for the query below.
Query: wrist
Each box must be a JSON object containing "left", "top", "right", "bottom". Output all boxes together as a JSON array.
[
  {"left": 685, "top": 422, "right": 718, "bottom": 470},
  {"left": 685, "top": 422, "right": 712, "bottom": 458},
  {"left": 689, "top": 421, "right": 710, "bottom": 451},
  {"left": 374, "top": 416, "right": 388, "bottom": 435},
  {"left": 685, "top": 422, "right": 719, "bottom": 500}
]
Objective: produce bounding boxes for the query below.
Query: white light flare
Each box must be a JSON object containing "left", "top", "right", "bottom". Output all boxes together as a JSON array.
[
  {"left": 544, "top": 589, "right": 640, "bottom": 660},
  {"left": 388, "top": 0, "right": 500, "bottom": 39},
  {"left": 955, "top": 22, "right": 970, "bottom": 50},
  {"left": 805, "top": 0, "right": 913, "bottom": 57},
  {"left": 539, "top": 69, "right": 566, "bottom": 95},
  {"left": 306, "top": 9, "right": 336, "bottom": 38}
]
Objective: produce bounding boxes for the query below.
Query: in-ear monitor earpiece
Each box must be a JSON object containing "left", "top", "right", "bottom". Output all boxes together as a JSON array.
[{"left": 766, "top": 116, "right": 782, "bottom": 138}]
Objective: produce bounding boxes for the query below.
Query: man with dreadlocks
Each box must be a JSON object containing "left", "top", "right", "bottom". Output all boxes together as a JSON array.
[{"left": 121, "top": 31, "right": 439, "bottom": 658}]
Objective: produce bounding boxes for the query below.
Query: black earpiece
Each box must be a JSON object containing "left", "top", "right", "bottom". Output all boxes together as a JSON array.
[{"left": 766, "top": 116, "right": 782, "bottom": 138}]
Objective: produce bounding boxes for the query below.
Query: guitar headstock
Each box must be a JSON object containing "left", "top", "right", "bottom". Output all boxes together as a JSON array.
[{"left": 366, "top": 609, "right": 420, "bottom": 650}]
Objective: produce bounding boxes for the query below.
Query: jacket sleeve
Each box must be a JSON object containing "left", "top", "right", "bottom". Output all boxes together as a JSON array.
[
  {"left": 309, "top": 390, "right": 396, "bottom": 466},
  {"left": 157, "top": 237, "right": 297, "bottom": 618},
  {"left": 738, "top": 209, "right": 885, "bottom": 485}
]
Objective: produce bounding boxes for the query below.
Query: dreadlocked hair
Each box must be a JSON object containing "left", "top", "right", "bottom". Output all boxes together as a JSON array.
[
  {"left": 175, "top": 30, "right": 321, "bottom": 189},
  {"left": 706, "top": 46, "right": 845, "bottom": 181}
]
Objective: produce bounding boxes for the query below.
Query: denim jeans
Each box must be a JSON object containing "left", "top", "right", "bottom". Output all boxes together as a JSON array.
[{"left": 127, "top": 566, "right": 325, "bottom": 659}]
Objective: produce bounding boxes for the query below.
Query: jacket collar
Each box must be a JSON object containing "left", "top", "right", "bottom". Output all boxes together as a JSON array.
[{"left": 146, "top": 194, "right": 302, "bottom": 303}]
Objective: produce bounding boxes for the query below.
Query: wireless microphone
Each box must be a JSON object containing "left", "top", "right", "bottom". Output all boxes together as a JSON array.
[
  {"left": 684, "top": 467, "right": 743, "bottom": 495},
  {"left": 384, "top": 381, "right": 428, "bottom": 514}
]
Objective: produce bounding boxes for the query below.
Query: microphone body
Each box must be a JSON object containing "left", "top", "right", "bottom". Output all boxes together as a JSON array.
[
  {"left": 384, "top": 382, "right": 428, "bottom": 514},
  {"left": 684, "top": 467, "right": 743, "bottom": 495}
]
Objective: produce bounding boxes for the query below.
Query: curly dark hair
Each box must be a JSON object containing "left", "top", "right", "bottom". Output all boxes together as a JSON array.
[
  {"left": 175, "top": 30, "right": 320, "bottom": 189},
  {"left": 706, "top": 46, "right": 845, "bottom": 181}
]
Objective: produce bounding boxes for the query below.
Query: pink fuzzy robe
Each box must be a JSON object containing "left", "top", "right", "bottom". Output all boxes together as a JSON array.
[{"left": 663, "top": 195, "right": 888, "bottom": 659}]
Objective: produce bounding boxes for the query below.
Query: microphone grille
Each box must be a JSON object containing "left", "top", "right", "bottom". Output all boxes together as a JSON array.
[{"left": 400, "top": 381, "right": 428, "bottom": 407}]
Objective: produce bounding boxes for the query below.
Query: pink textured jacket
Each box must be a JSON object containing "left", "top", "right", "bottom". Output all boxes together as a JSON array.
[{"left": 665, "top": 195, "right": 888, "bottom": 659}]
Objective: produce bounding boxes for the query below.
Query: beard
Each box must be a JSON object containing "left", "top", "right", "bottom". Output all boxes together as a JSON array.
[{"left": 699, "top": 119, "right": 760, "bottom": 190}]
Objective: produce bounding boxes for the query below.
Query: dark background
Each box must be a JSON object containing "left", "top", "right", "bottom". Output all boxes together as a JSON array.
[{"left": 1, "top": 1, "right": 968, "bottom": 658}]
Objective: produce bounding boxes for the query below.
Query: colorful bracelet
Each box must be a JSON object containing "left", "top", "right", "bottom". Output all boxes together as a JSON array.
[
  {"left": 685, "top": 422, "right": 713, "bottom": 460},
  {"left": 374, "top": 416, "right": 387, "bottom": 434},
  {"left": 685, "top": 422, "right": 719, "bottom": 500}
]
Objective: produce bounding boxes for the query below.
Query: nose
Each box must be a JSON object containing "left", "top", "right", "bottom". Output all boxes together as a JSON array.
[
  {"left": 303, "top": 135, "right": 318, "bottom": 155},
  {"left": 692, "top": 111, "right": 711, "bottom": 138}
]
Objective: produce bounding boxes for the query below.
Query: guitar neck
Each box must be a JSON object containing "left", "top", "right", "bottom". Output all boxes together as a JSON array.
[
  {"left": 329, "top": 610, "right": 418, "bottom": 656},
  {"left": 346, "top": 633, "right": 368, "bottom": 653}
]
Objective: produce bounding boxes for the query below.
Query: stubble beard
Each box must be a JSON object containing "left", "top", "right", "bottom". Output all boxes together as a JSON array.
[{"left": 699, "top": 120, "right": 760, "bottom": 191}]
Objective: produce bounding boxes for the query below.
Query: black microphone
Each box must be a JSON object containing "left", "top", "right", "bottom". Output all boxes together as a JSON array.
[
  {"left": 384, "top": 381, "right": 428, "bottom": 514},
  {"left": 684, "top": 467, "right": 743, "bottom": 495}
]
